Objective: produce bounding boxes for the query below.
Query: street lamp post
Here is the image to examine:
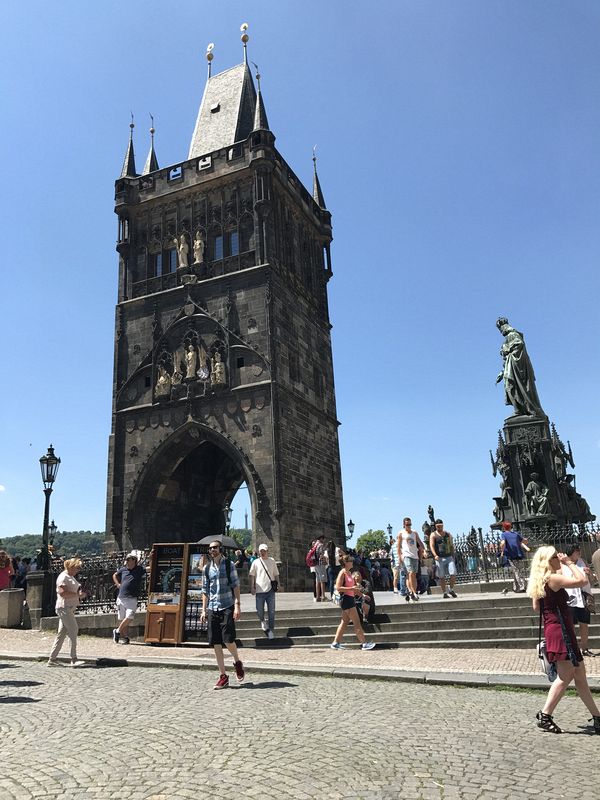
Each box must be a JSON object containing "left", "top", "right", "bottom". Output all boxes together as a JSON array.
[
  {"left": 346, "top": 518, "right": 355, "bottom": 542},
  {"left": 39, "top": 445, "right": 60, "bottom": 572}
]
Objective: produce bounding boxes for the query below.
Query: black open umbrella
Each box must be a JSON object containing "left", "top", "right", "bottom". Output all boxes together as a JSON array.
[{"left": 196, "top": 534, "right": 239, "bottom": 549}]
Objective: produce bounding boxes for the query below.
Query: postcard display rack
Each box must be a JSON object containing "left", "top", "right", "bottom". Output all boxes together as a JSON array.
[{"left": 144, "top": 543, "right": 208, "bottom": 645}]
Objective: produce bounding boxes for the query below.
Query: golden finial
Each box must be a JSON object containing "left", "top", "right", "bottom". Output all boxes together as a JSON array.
[
  {"left": 240, "top": 22, "right": 249, "bottom": 64},
  {"left": 206, "top": 42, "right": 214, "bottom": 78},
  {"left": 130, "top": 112, "right": 135, "bottom": 135},
  {"left": 149, "top": 113, "right": 155, "bottom": 139}
]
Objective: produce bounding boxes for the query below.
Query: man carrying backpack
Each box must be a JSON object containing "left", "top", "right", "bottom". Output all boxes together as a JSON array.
[{"left": 200, "top": 541, "right": 245, "bottom": 690}]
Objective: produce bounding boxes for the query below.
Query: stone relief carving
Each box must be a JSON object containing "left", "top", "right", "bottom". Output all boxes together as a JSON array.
[
  {"left": 211, "top": 350, "right": 226, "bottom": 387},
  {"left": 524, "top": 472, "right": 551, "bottom": 516}
]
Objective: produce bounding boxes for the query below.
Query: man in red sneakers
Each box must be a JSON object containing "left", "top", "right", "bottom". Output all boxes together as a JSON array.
[{"left": 200, "top": 541, "right": 245, "bottom": 689}]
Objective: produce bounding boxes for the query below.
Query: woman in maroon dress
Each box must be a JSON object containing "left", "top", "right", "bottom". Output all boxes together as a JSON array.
[{"left": 527, "top": 546, "right": 600, "bottom": 734}]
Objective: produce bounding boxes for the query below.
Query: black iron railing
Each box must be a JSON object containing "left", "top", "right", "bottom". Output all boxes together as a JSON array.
[{"left": 49, "top": 552, "right": 148, "bottom": 615}]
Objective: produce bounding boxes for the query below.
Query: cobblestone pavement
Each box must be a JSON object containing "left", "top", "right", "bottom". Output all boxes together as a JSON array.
[
  {"left": 1, "top": 626, "right": 600, "bottom": 680},
  {"left": 1, "top": 658, "right": 599, "bottom": 800}
]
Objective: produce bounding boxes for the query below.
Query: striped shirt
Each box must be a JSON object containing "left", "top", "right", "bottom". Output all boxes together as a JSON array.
[{"left": 201, "top": 559, "right": 239, "bottom": 611}]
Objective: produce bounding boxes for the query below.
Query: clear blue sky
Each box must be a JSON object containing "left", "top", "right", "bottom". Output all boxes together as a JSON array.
[{"left": 1, "top": 1, "right": 599, "bottom": 545}]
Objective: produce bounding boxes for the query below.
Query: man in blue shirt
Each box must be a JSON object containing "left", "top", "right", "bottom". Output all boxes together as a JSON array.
[
  {"left": 500, "top": 521, "right": 530, "bottom": 593},
  {"left": 200, "top": 541, "right": 245, "bottom": 690}
]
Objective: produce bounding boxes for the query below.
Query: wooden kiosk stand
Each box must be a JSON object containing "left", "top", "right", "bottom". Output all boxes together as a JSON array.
[{"left": 145, "top": 543, "right": 210, "bottom": 645}]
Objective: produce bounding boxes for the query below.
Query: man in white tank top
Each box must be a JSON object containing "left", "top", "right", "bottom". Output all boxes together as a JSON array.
[{"left": 397, "top": 517, "right": 424, "bottom": 603}]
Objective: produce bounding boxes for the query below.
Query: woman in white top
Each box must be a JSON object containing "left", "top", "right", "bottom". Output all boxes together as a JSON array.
[
  {"left": 563, "top": 544, "right": 596, "bottom": 657},
  {"left": 47, "top": 558, "right": 87, "bottom": 667}
]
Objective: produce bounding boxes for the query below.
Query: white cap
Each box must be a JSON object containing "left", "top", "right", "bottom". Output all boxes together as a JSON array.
[{"left": 258, "top": 543, "right": 269, "bottom": 552}]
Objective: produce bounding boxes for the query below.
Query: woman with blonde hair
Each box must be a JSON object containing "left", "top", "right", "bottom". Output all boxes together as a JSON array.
[
  {"left": 527, "top": 545, "right": 600, "bottom": 733},
  {"left": 47, "top": 558, "right": 87, "bottom": 667},
  {"left": 330, "top": 555, "right": 375, "bottom": 650}
]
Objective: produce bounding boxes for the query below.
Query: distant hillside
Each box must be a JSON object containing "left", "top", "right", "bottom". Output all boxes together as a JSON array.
[{"left": 0, "top": 531, "right": 106, "bottom": 558}]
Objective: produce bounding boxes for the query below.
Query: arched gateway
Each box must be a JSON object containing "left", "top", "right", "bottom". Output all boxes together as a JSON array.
[{"left": 105, "top": 46, "right": 345, "bottom": 585}]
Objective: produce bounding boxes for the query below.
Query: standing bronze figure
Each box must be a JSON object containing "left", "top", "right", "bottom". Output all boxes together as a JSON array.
[{"left": 495, "top": 318, "right": 543, "bottom": 417}]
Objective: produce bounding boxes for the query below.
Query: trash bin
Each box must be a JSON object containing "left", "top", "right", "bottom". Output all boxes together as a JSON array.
[{"left": 0, "top": 588, "right": 25, "bottom": 627}]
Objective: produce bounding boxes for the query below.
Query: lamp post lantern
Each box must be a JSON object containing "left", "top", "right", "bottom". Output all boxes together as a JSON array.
[
  {"left": 224, "top": 503, "right": 232, "bottom": 535},
  {"left": 39, "top": 445, "right": 60, "bottom": 571},
  {"left": 346, "top": 518, "right": 355, "bottom": 542}
]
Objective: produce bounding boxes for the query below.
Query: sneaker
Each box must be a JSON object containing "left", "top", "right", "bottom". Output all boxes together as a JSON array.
[
  {"left": 112, "top": 628, "right": 120, "bottom": 643},
  {"left": 214, "top": 674, "right": 229, "bottom": 690},
  {"left": 361, "top": 642, "right": 376, "bottom": 650},
  {"left": 121, "top": 637, "right": 130, "bottom": 645},
  {"left": 234, "top": 660, "right": 245, "bottom": 683},
  {"left": 409, "top": 596, "right": 416, "bottom": 604},
  {"left": 330, "top": 642, "right": 345, "bottom": 649},
  {"left": 411, "top": 593, "right": 419, "bottom": 602},
  {"left": 267, "top": 630, "right": 275, "bottom": 640},
  {"left": 448, "top": 589, "right": 457, "bottom": 598},
  {"left": 260, "top": 620, "right": 269, "bottom": 632},
  {"left": 443, "top": 592, "right": 450, "bottom": 599},
  {"left": 69, "top": 660, "right": 86, "bottom": 668},
  {"left": 47, "top": 659, "right": 62, "bottom": 667}
]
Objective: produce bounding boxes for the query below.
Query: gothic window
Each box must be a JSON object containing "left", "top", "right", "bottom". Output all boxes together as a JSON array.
[
  {"left": 153, "top": 253, "right": 163, "bottom": 278},
  {"left": 230, "top": 230, "right": 239, "bottom": 256},
  {"left": 214, "top": 235, "right": 224, "bottom": 260},
  {"left": 168, "top": 249, "right": 177, "bottom": 272}
]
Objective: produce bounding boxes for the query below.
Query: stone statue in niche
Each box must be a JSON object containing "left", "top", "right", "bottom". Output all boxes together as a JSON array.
[
  {"left": 155, "top": 365, "right": 171, "bottom": 397},
  {"left": 196, "top": 343, "right": 210, "bottom": 381},
  {"left": 211, "top": 351, "right": 226, "bottom": 387},
  {"left": 185, "top": 345, "right": 197, "bottom": 380},
  {"left": 524, "top": 472, "right": 551, "bottom": 516},
  {"left": 193, "top": 231, "right": 205, "bottom": 264},
  {"left": 495, "top": 318, "right": 543, "bottom": 417},
  {"left": 175, "top": 233, "right": 189, "bottom": 269}
]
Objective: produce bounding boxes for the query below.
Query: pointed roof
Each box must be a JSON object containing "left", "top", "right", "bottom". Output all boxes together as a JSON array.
[
  {"left": 312, "top": 155, "right": 326, "bottom": 209},
  {"left": 143, "top": 125, "right": 159, "bottom": 175},
  {"left": 253, "top": 80, "right": 269, "bottom": 131},
  {"left": 188, "top": 63, "right": 257, "bottom": 158},
  {"left": 120, "top": 122, "right": 137, "bottom": 178}
]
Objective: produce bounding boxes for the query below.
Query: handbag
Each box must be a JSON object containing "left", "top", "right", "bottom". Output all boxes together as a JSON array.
[
  {"left": 332, "top": 590, "right": 342, "bottom": 606},
  {"left": 259, "top": 558, "right": 278, "bottom": 592},
  {"left": 537, "top": 601, "right": 557, "bottom": 682},
  {"left": 583, "top": 591, "right": 596, "bottom": 615}
]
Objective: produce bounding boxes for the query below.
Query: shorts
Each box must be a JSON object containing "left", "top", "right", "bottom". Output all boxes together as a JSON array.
[
  {"left": 116, "top": 596, "right": 137, "bottom": 621},
  {"left": 314, "top": 565, "right": 327, "bottom": 582},
  {"left": 340, "top": 593, "right": 355, "bottom": 611},
  {"left": 403, "top": 557, "right": 419, "bottom": 574},
  {"left": 570, "top": 606, "right": 591, "bottom": 626},
  {"left": 437, "top": 556, "right": 456, "bottom": 578},
  {"left": 207, "top": 606, "right": 236, "bottom": 646}
]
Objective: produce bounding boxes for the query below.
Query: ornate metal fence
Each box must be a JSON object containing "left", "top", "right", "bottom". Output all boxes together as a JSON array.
[
  {"left": 451, "top": 522, "right": 600, "bottom": 585},
  {"left": 50, "top": 552, "right": 148, "bottom": 614}
]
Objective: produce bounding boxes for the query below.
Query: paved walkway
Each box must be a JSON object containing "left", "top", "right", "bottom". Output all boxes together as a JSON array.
[{"left": 2, "top": 590, "right": 599, "bottom": 689}]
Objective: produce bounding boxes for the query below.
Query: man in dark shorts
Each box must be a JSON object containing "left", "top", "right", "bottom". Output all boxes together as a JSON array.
[
  {"left": 564, "top": 543, "right": 596, "bottom": 657},
  {"left": 200, "top": 541, "right": 245, "bottom": 689}
]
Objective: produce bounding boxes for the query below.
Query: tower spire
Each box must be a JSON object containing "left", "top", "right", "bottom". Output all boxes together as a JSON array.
[
  {"left": 312, "top": 146, "right": 326, "bottom": 208},
  {"left": 240, "top": 22, "right": 249, "bottom": 64},
  {"left": 142, "top": 114, "right": 159, "bottom": 175},
  {"left": 206, "top": 42, "right": 214, "bottom": 78},
  {"left": 119, "top": 115, "right": 137, "bottom": 178},
  {"left": 252, "top": 62, "right": 270, "bottom": 132}
]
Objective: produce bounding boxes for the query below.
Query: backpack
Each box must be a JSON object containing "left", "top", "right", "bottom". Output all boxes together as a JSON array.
[{"left": 305, "top": 543, "right": 319, "bottom": 568}]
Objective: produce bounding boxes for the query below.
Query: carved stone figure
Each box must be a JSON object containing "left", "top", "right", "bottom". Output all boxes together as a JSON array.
[
  {"left": 175, "top": 233, "right": 189, "bottom": 269},
  {"left": 524, "top": 472, "right": 551, "bottom": 516},
  {"left": 185, "top": 345, "right": 197, "bottom": 380},
  {"left": 193, "top": 231, "right": 205, "bottom": 264},
  {"left": 495, "top": 318, "right": 543, "bottom": 417},
  {"left": 211, "top": 351, "right": 226, "bottom": 386},
  {"left": 155, "top": 364, "right": 171, "bottom": 397}
]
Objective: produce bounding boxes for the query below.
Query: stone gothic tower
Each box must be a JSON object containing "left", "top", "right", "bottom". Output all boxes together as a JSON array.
[{"left": 105, "top": 44, "right": 345, "bottom": 582}]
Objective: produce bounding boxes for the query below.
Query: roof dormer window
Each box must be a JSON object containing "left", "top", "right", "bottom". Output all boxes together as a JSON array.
[{"left": 210, "top": 103, "right": 220, "bottom": 114}]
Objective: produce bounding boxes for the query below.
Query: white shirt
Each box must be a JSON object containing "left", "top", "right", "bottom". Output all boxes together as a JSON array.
[
  {"left": 563, "top": 558, "right": 591, "bottom": 608},
  {"left": 55, "top": 571, "right": 80, "bottom": 610},
  {"left": 249, "top": 556, "right": 279, "bottom": 593}
]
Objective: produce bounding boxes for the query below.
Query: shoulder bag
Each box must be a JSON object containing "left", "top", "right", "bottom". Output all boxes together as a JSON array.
[
  {"left": 259, "top": 558, "right": 278, "bottom": 592},
  {"left": 537, "top": 600, "right": 557, "bottom": 682}
]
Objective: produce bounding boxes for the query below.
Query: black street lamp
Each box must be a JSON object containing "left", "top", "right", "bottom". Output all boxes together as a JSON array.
[
  {"left": 224, "top": 503, "right": 232, "bottom": 535},
  {"left": 346, "top": 518, "right": 355, "bottom": 542},
  {"left": 39, "top": 445, "right": 60, "bottom": 571}
]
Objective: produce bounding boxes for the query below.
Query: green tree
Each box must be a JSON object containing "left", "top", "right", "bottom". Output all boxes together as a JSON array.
[
  {"left": 230, "top": 528, "right": 252, "bottom": 550},
  {"left": 355, "top": 529, "right": 387, "bottom": 555}
]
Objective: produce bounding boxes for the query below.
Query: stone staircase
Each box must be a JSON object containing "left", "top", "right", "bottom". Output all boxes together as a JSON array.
[{"left": 233, "top": 595, "right": 600, "bottom": 650}]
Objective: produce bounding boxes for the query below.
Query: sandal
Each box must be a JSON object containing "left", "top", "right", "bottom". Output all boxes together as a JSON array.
[
  {"left": 590, "top": 716, "right": 600, "bottom": 735},
  {"left": 582, "top": 649, "right": 597, "bottom": 657},
  {"left": 536, "top": 711, "right": 562, "bottom": 733}
]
